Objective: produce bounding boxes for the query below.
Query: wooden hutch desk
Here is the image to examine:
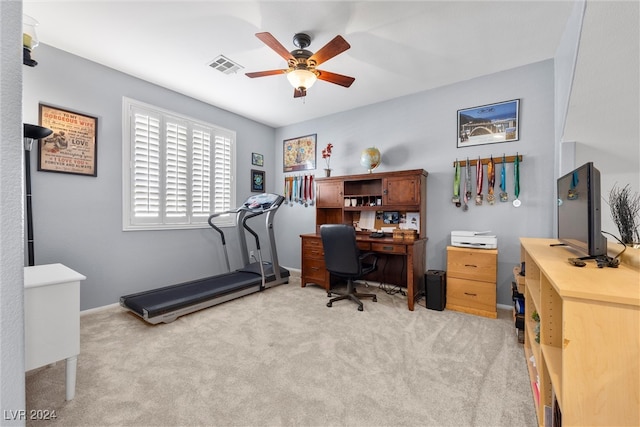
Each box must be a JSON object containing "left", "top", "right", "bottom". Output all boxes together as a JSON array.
[{"left": 300, "top": 169, "right": 428, "bottom": 311}]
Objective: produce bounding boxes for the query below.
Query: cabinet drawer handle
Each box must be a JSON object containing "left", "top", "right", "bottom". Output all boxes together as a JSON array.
[
  {"left": 383, "top": 246, "right": 394, "bottom": 251},
  {"left": 310, "top": 267, "right": 320, "bottom": 271},
  {"left": 464, "top": 264, "right": 478, "bottom": 268},
  {"left": 464, "top": 292, "right": 477, "bottom": 297}
]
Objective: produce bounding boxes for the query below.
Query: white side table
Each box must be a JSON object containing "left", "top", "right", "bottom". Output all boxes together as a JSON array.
[{"left": 24, "top": 263, "right": 86, "bottom": 401}]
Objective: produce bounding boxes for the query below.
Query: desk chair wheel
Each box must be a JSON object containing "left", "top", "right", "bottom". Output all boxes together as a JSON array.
[
  {"left": 327, "top": 301, "right": 332, "bottom": 307},
  {"left": 372, "top": 296, "right": 377, "bottom": 302},
  {"left": 358, "top": 304, "right": 363, "bottom": 311}
]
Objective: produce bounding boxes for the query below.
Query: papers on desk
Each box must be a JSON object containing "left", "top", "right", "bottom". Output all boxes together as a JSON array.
[{"left": 358, "top": 211, "right": 376, "bottom": 231}]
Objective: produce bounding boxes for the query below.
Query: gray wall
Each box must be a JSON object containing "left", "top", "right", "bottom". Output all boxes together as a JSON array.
[
  {"left": 23, "top": 44, "right": 276, "bottom": 311},
  {"left": 274, "top": 60, "right": 556, "bottom": 306}
]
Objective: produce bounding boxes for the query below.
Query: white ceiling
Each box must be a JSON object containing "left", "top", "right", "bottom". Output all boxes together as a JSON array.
[{"left": 24, "top": 1, "right": 575, "bottom": 128}]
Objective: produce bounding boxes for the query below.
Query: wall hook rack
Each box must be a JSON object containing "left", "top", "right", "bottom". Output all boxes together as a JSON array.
[{"left": 452, "top": 154, "right": 523, "bottom": 168}]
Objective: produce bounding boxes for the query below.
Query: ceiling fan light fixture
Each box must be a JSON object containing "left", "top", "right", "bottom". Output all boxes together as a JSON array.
[{"left": 287, "top": 69, "right": 317, "bottom": 91}]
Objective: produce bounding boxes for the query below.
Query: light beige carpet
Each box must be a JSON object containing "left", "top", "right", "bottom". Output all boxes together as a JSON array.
[{"left": 26, "top": 277, "right": 536, "bottom": 427}]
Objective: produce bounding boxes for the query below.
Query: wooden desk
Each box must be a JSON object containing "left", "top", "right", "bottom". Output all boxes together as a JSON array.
[
  {"left": 300, "top": 233, "right": 426, "bottom": 311},
  {"left": 24, "top": 263, "right": 86, "bottom": 401}
]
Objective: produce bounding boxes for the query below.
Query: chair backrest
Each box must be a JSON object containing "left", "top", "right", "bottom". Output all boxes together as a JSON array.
[{"left": 320, "top": 224, "right": 361, "bottom": 276}]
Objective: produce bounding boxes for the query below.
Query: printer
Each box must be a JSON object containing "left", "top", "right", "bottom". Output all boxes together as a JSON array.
[{"left": 451, "top": 230, "right": 498, "bottom": 249}]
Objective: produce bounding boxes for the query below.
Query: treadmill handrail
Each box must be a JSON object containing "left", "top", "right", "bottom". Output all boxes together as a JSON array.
[{"left": 207, "top": 209, "right": 235, "bottom": 244}]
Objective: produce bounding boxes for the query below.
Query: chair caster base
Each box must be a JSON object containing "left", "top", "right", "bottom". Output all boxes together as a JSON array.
[
  {"left": 358, "top": 305, "right": 363, "bottom": 311},
  {"left": 327, "top": 302, "right": 332, "bottom": 307}
]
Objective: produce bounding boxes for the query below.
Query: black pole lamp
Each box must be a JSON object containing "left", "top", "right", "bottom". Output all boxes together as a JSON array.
[{"left": 23, "top": 124, "right": 52, "bottom": 266}]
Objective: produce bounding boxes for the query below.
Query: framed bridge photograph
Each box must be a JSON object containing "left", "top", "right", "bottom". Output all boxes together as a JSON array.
[{"left": 457, "top": 99, "right": 519, "bottom": 148}]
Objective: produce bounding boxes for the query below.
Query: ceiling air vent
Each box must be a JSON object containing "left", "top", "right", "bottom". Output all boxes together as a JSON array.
[{"left": 208, "top": 55, "right": 243, "bottom": 75}]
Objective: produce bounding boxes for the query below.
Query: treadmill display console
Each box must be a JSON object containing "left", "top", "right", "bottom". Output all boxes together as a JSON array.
[{"left": 242, "top": 193, "right": 282, "bottom": 211}]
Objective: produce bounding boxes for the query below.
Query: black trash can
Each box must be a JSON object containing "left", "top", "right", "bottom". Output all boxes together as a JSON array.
[{"left": 425, "top": 270, "right": 446, "bottom": 311}]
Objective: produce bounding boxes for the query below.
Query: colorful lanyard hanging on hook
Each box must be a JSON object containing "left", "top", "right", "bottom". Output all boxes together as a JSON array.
[
  {"left": 499, "top": 154, "right": 508, "bottom": 202},
  {"left": 513, "top": 154, "right": 521, "bottom": 207},
  {"left": 463, "top": 158, "right": 471, "bottom": 211},
  {"left": 475, "top": 157, "right": 483, "bottom": 205},
  {"left": 452, "top": 160, "right": 461, "bottom": 207},
  {"left": 487, "top": 156, "right": 495, "bottom": 205}
]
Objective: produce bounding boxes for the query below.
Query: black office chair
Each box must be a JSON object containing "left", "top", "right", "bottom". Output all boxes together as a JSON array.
[{"left": 320, "top": 224, "right": 378, "bottom": 311}]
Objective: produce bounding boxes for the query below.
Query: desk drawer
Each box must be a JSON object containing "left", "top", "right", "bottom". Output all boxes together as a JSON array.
[
  {"left": 357, "top": 242, "right": 371, "bottom": 251},
  {"left": 302, "top": 258, "right": 327, "bottom": 283},
  {"left": 446, "top": 277, "right": 496, "bottom": 312},
  {"left": 303, "top": 237, "right": 324, "bottom": 259},
  {"left": 371, "top": 242, "right": 406, "bottom": 254},
  {"left": 447, "top": 249, "right": 496, "bottom": 282}
]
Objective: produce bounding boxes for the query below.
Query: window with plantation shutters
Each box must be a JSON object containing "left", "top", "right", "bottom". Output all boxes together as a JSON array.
[{"left": 123, "top": 97, "right": 236, "bottom": 230}]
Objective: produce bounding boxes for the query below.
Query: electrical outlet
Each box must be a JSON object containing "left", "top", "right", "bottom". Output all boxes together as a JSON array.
[{"left": 250, "top": 250, "right": 255, "bottom": 258}]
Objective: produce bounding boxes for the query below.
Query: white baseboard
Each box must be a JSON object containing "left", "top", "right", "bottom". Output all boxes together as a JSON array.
[{"left": 81, "top": 302, "right": 120, "bottom": 317}]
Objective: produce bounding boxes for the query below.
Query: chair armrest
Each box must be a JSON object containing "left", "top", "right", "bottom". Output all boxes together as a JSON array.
[{"left": 359, "top": 252, "right": 378, "bottom": 270}]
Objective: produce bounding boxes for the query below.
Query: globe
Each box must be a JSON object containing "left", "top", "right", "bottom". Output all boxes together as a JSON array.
[{"left": 360, "top": 147, "right": 381, "bottom": 173}]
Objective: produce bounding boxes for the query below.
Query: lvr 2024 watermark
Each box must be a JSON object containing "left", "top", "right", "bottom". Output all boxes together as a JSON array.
[{"left": 3, "top": 409, "right": 57, "bottom": 421}]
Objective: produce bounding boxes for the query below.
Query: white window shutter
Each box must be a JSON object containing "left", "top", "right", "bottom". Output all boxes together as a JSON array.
[
  {"left": 132, "top": 111, "right": 161, "bottom": 223},
  {"left": 214, "top": 133, "right": 232, "bottom": 213},
  {"left": 165, "top": 120, "right": 188, "bottom": 222},
  {"left": 192, "top": 127, "right": 211, "bottom": 218}
]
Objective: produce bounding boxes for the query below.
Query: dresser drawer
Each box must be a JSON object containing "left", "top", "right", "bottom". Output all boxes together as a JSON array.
[
  {"left": 447, "top": 248, "right": 497, "bottom": 282},
  {"left": 446, "top": 277, "right": 496, "bottom": 312},
  {"left": 371, "top": 242, "right": 407, "bottom": 254}
]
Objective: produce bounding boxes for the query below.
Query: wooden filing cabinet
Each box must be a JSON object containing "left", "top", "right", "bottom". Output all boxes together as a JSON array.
[{"left": 446, "top": 246, "right": 497, "bottom": 318}]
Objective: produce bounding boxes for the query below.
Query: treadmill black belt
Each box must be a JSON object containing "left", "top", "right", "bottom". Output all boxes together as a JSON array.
[{"left": 121, "top": 271, "right": 263, "bottom": 319}]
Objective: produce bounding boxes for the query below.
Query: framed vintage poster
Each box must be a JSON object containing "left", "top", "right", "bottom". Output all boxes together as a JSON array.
[
  {"left": 251, "top": 169, "right": 265, "bottom": 192},
  {"left": 457, "top": 99, "right": 519, "bottom": 148},
  {"left": 283, "top": 134, "right": 316, "bottom": 172},
  {"left": 252, "top": 152, "right": 264, "bottom": 167},
  {"left": 38, "top": 104, "right": 98, "bottom": 176}
]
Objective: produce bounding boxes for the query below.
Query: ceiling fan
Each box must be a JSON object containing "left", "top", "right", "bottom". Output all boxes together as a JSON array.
[{"left": 246, "top": 32, "right": 355, "bottom": 98}]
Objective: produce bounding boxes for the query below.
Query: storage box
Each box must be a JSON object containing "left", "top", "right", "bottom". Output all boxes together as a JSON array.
[{"left": 393, "top": 229, "right": 417, "bottom": 241}]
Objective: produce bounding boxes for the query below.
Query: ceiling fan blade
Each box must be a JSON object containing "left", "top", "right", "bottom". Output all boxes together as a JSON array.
[
  {"left": 245, "top": 69, "right": 287, "bottom": 78},
  {"left": 255, "top": 32, "right": 294, "bottom": 62},
  {"left": 316, "top": 70, "right": 355, "bottom": 88},
  {"left": 294, "top": 88, "right": 306, "bottom": 98},
  {"left": 309, "top": 35, "right": 351, "bottom": 66}
]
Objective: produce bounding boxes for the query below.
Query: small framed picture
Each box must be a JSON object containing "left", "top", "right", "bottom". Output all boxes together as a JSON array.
[
  {"left": 383, "top": 211, "right": 399, "bottom": 224},
  {"left": 252, "top": 152, "right": 264, "bottom": 167},
  {"left": 251, "top": 169, "right": 265, "bottom": 193}
]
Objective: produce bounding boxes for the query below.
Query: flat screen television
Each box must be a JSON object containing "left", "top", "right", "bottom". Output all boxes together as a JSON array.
[{"left": 557, "top": 162, "right": 607, "bottom": 257}]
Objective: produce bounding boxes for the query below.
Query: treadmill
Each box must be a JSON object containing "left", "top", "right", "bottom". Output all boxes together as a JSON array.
[{"left": 120, "top": 193, "right": 290, "bottom": 324}]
